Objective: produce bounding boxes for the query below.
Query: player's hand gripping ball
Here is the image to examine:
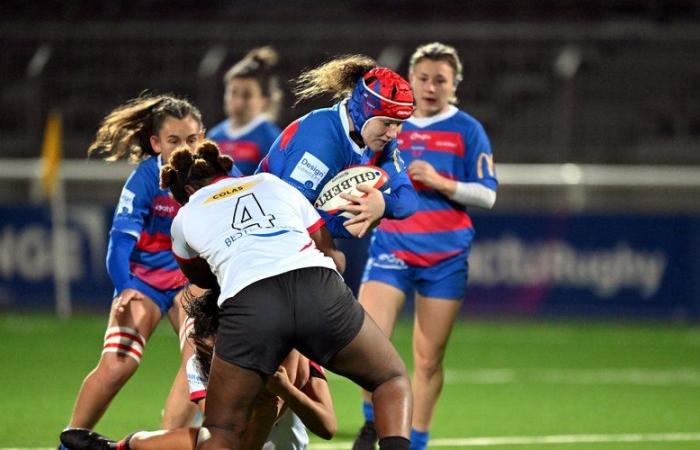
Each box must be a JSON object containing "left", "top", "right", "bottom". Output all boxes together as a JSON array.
[{"left": 314, "top": 166, "right": 389, "bottom": 219}]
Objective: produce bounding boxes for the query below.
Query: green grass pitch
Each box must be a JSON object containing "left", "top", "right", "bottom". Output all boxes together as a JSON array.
[{"left": 1, "top": 314, "right": 699, "bottom": 449}]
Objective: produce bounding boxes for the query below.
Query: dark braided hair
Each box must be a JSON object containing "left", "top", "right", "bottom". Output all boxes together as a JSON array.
[
  {"left": 160, "top": 140, "right": 234, "bottom": 205},
  {"left": 182, "top": 287, "right": 220, "bottom": 380}
]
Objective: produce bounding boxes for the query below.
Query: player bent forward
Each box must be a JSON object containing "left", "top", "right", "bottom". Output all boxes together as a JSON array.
[{"left": 126, "top": 141, "right": 410, "bottom": 450}]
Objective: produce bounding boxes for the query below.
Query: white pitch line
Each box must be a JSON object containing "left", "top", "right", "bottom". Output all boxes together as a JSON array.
[
  {"left": 326, "top": 367, "right": 700, "bottom": 386},
  {"left": 6, "top": 433, "right": 700, "bottom": 450},
  {"left": 308, "top": 432, "right": 700, "bottom": 448}
]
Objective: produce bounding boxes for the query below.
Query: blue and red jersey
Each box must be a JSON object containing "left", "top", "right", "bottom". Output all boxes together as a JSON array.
[
  {"left": 207, "top": 114, "right": 281, "bottom": 175},
  {"left": 373, "top": 106, "right": 497, "bottom": 267},
  {"left": 110, "top": 155, "right": 187, "bottom": 291},
  {"left": 257, "top": 101, "right": 417, "bottom": 238}
]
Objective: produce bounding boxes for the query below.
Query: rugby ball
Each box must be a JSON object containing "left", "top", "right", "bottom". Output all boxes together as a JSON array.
[{"left": 314, "top": 166, "right": 389, "bottom": 218}]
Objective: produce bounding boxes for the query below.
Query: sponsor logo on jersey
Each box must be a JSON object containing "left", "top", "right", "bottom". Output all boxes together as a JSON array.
[
  {"left": 409, "top": 132, "right": 432, "bottom": 142},
  {"left": 290, "top": 152, "right": 329, "bottom": 190},
  {"left": 371, "top": 253, "right": 408, "bottom": 270},
  {"left": 116, "top": 188, "right": 135, "bottom": 215},
  {"left": 152, "top": 196, "right": 179, "bottom": 217},
  {"left": 204, "top": 180, "right": 259, "bottom": 204}
]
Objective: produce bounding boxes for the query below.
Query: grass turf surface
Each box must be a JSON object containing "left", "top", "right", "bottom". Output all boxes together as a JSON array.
[{"left": 1, "top": 314, "right": 699, "bottom": 449}]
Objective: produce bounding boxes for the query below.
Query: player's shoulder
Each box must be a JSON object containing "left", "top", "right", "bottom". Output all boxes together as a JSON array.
[
  {"left": 299, "top": 107, "right": 340, "bottom": 133},
  {"left": 127, "top": 156, "right": 159, "bottom": 186},
  {"left": 206, "top": 120, "right": 229, "bottom": 139},
  {"left": 259, "top": 119, "right": 282, "bottom": 136},
  {"left": 452, "top": 109, "right": 487, "bottom": 134}
]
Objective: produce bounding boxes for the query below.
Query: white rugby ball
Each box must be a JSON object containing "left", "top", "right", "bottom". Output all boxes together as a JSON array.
[{"left": 314, "top": 166, "right": 389, "bottom": 218}]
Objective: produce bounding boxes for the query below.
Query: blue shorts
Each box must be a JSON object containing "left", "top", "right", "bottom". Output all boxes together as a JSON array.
[
  {"left": 113, "top": 276, "right": 183, "bottom": 317},
  {"left": 361, "top": 243, "right": 468, "bottom": 300}
]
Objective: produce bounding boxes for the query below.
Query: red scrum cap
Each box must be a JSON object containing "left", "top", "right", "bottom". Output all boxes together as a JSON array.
[{"left": 348, "top": 67, "right": 415, "bottom": 132}]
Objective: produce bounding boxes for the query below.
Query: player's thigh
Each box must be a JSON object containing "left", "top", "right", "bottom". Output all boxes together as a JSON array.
[
  {"left": 326, "top": 310, "right": 407, "bottom": 393},
  {"left": 203, "top": 354, "right": 266, "bottom": 434},
  {"left": 358, "top": 281, "right": 405, "bottom": 337},
  {"left": 413, "top": 293, "right": 462, "bottom": 365},
  {"left": 106, "top": 292, "right": 162, "bottom": 338},
  {"left": 99, "top": 292, "right": 162, "bottom": 371}
]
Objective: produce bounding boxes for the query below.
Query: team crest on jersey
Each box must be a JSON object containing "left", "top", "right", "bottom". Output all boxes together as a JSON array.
[{"left": 204, "top": 180, "right": 260, "bottom": 204}]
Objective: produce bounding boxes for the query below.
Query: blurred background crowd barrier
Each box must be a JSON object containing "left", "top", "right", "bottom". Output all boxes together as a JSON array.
[{"left": 1, "top": 0, "right": 699, "bottom": 319}]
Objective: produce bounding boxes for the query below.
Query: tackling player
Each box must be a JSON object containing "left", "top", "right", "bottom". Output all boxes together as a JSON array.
[{"left": 157, "top": 141, "right": 411, "bottom": 450}]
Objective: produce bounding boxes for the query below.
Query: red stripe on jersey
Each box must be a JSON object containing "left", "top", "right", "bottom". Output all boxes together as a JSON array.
[
  {"left": 219, "top": 141, "right": 261, "bottom": 163},
  {"left": 280, "top": 119, "right": 301, "bottom": 149},
  {"left": 299, "top": 240, "right": 314, "bottom": 252},
  {"left": 189, "top": 389, "right": 207, "bottom": 403},
  {"left": 105, "top": 331, "right": 145, "bottom": 348},
  {"left": 135, "top": 231, "right": 173, "bottom": 253},
  {"left": 398, "top": 130, "right": 465, "bottom": 157},
  {"left": 379, "top": 210, "right": 473, "bottom": 234},
  {"left": 393, "top": 249, "right": 463, "bottom": 267},
  {"left": 307, "top": 218, "right": 325, "bottom": 234},
  {"left": 130, "top": 263, "right": 187, "bottom": 290},
  {"left": 103, "top": 342, "right": 143, "bottom": 359}
]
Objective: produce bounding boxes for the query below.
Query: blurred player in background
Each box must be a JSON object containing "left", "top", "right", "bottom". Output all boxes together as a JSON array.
[
  {"left": 257, "top": 55, "right": 418, "bottom": 239},
  {"left": 158, "top": 141, "right": 412, "bottom": 450},
  {"left": 59, "top": 95, "right": 241, "bottom": 447},
  {"left": 61, "top": 289, "right": 337, "bottom": 450},
  {"left": 207, "top": 46, "right": 282, "bottom": 175},
  {"left": 353, "top": 42, "right": 498, "bottom": 450}
]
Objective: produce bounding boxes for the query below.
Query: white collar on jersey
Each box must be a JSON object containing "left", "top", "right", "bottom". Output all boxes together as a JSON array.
[
  {"left": 157, "top": 153, "right": 162, "bottom": 169},
  {"left": 224, "top": 113, "right": 269, "bottom": 140},
  {"left": 338, "top": 100, "right": 366, "bottom": 156},
  {"left": 407, "top": 105, "right": 459, "bottom": 128}
]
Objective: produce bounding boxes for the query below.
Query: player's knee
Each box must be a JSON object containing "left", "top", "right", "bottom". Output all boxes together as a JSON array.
[
  {"left": 369, "top": 363, "right": 410, "bottom": 394},
  {"left": 413, "top": 352, "right": 444, "bottom": 380},
  {"left": 98, "top": 326, "right": 146, "bottom": 385}
]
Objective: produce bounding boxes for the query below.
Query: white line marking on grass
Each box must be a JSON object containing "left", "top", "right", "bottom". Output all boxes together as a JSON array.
[
  {"left": 308, "top": 432, "right": 700, "bottom": 448},
  {"left": 442, "top": 368, "right": 700, "bottom": 386},
  {"left": 8, "top": 433, "right": 700, "bottom": 450},
  {"left": 329, "top": 368, "right": 700, "bottom": 386}
]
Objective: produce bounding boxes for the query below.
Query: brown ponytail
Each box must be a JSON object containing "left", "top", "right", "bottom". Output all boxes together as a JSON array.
[
  {"left": 293, "top": 54, "right": 376, "bottom": 104},
  {"left": 88, "top": 94, "right": 203, "bottom": 163}
]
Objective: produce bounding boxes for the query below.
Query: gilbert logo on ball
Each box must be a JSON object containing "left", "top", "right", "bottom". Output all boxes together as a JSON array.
[{"left": 314, "top": 166, "right": 389, "bottom": 218}]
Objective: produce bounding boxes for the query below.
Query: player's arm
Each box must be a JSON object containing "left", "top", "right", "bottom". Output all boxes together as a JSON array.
[
  {"left": 279, "top": 174, "right": 347, "bottom": 271},
  {"left": 240, "top": 351, "right": 305, "bottom": 450},
  {"left": 107, "top": 169, "right": 157, "bottom": 308},
  {"left": 309, "top": 224, "right": 346, "bottom": 273},
  {"left": 266, "top": 363, "right": 337, "bottom": 440},
  {"left": 452, "top": 123, "right": 497, "bottom": 208},
  {"left": 377, "top": 144, "right": 418, "bottom": 219},
  {"left": 170, "top": 213, "right": 218, "bottom": 289}
]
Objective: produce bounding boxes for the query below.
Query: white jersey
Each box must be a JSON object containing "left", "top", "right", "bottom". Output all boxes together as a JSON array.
[
  {"left": 186, "top": 355, "right": 309, "bottom": 450},
  {"left": 171, "top": 173, "right": 337, "bottom": 306}
]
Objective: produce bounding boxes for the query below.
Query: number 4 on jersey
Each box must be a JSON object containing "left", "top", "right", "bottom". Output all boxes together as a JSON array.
[{"left": 231, "top": 193, "right": 275, "bottom": 230}]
